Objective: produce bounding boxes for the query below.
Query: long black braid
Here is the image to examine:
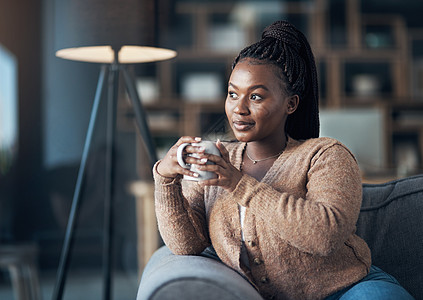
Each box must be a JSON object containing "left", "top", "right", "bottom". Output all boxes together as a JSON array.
[{"left": 232, "top": 20, "right": 320, "bottom": 140}]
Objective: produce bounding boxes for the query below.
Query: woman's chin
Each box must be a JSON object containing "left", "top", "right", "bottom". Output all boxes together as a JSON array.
[{"left": 233, "top": 132, "right": 253, "bottom": 143}]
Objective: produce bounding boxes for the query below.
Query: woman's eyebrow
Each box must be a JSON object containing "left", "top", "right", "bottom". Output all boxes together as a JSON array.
[
  {"left": 228, "top": 82, "right": 269, "bottom": 91},
  {"left": 249, "top": 84, "right": 269, "bottom": 91}
]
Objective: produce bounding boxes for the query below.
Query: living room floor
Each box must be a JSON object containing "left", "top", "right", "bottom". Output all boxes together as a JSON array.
[{"left": 0, "top": 269, "right": 140, "bottom": 300}]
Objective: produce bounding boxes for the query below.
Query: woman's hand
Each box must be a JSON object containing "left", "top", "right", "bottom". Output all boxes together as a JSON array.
[
  {"left": 156, "top": 136, "right": 208, "bottom": 179},
  {"left": 197, "top": 140, "right": 243, "bottom": 192}
]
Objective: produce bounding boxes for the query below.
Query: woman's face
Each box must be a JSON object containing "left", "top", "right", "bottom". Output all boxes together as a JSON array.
[{"left": 225, "top": 58, "right": 298, "bottom": 144}]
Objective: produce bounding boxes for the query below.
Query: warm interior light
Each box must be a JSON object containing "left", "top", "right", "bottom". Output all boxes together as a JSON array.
[{"left": 56, "top": 45, "right": 177, "bottom": 63}]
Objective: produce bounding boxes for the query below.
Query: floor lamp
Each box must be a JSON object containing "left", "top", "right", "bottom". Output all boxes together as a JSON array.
[{"left": 52, "top": 1, "right": 176, "bottom": 300}]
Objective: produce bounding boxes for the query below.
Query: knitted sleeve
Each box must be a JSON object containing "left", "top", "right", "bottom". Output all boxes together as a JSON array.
[
  {"left": 228, "top": 143, "right": 362, "bottom": 256},
  {"left": 153, "top": 161, "right": 210, "bottom": 255}
]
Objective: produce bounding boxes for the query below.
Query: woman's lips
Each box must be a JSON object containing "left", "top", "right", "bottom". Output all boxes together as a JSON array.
[{"left": 233, "top": 120, "right": 255, "bottom": 131}]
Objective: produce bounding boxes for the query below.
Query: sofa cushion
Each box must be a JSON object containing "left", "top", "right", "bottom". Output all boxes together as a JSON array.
[{"left": 356, "top": 174, "right": 423, "bottom": 299}]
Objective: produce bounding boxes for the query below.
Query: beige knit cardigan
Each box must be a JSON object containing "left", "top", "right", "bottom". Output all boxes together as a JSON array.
[{"left": 154, "top": 137, "right": 371, "bottom": 300}]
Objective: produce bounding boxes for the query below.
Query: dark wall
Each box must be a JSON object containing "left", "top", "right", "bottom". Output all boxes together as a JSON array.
[
  {"left": 43, "top": 0, "right": 101, "bottom": 168},
  {"left": 0, "top": 0, "right": 43, "bottom": 240}
]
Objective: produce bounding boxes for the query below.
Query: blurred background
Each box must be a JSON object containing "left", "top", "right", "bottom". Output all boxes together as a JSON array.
[{"left": 1, "top": 0, "right": 423, "bottom": 299}]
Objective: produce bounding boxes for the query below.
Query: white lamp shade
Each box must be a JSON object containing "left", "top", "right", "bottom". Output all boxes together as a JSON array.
[
  {"left": 56, "top": 45, "right": 177, "bottom": 64},
  {"left": 54, "top": 0, "right": 176, "bottom": 63}
]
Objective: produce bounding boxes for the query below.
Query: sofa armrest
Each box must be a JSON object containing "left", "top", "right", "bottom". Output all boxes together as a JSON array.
[{"left": 137, "top": 246, "right": 263, "bottom": 300}]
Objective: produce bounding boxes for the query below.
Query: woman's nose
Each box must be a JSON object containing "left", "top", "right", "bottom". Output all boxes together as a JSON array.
[{"left": 234, "top": 97, "right": 249, "bottom": 115}]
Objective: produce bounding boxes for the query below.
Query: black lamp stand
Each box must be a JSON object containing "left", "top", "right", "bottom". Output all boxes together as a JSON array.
[{"left": 52, "top": 50, "right": 157, "bottom": 300}]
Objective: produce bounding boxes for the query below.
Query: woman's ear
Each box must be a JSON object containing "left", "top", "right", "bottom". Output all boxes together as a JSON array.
[{"left": 287, "top": 95, "right": 299, "bottom": 115}]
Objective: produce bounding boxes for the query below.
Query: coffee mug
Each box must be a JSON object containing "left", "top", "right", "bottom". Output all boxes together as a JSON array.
[{"left": 176, "top": 141, "right": 221, "bottom": 181}]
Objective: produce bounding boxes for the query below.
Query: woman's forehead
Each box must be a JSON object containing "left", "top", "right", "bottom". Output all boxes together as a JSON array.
[{"left": 230, "top": 58, "right": 285, "bottom": 89}]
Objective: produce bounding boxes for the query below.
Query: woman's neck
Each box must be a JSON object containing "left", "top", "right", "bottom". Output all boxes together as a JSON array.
[{"left": 246, "top": 136, "right": 287, "bottom": 160}]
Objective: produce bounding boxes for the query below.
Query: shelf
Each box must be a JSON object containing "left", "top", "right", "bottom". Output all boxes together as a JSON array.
[
  {"left": 175, "top": 49, "right": 239, "bottom": 60},
  {"left": 361, "top": 14, "right": 407, "bottom": 52},
  {"left": 391, "top": 104, "right": 423, "bottom": 131},
  {"left": 340, "top": 97, "right": 393, "bottom": 107},
  {"left": 128, "top": 0, "right": 423, "bottom": 175}
]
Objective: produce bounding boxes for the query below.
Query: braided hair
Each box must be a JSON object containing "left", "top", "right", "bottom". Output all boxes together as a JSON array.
[{"left": 232, "top": 20, "right": 319, "bottom": 140}]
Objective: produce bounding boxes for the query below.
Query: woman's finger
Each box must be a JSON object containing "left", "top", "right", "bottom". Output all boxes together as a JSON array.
[
  {"left": 176, "top": 136, "right": 202, "bottom": 146},
  {"left": 184, "top": 145, "right": 206, "bottom": 155},
  {"left": 185, "top": 155, "right": 208, "bottom": 166},
  {"left": 181, "top": 167, "right": 200, "bottom": 179},
  {"left": 216, "top": 140, "right": 230, "bottom": 162}
]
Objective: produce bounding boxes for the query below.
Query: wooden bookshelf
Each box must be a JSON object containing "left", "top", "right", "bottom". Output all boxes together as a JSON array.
[{"left": 128, "top": 0, "right": 423, "bottom": 175}]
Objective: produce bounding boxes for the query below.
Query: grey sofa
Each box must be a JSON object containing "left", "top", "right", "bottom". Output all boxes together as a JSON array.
[{"left": 137, "top": 175, "right": 423, "bottom": 300}]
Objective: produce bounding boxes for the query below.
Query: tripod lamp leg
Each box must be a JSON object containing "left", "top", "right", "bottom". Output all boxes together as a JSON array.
[
  {"left": 52, "top": 65, "right": 108, "bottom": 300},
  {"left": 121, "top": 67, "right": 158, "bottom": 166}
]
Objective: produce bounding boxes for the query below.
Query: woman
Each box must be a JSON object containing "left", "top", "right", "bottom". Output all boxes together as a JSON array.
[{"left": 153, "top": 21, "right": 413, "bottom": 299}]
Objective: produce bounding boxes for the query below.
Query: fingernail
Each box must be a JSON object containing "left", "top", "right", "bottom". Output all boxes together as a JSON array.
[
  {"left": 199, "top": 147, "right": 205, "bottom": 151},
  {"left": 200, "top": 158, "right": 208, "bottom": 163},
  {"left": 195, "top": 137, "right": 202, "bottom": 142},
  {"left": 193, "top": 173, "right": 199, "bottom": 177},
  {"left": 217, "top": 139, "right": 221, "bottom": 144}
]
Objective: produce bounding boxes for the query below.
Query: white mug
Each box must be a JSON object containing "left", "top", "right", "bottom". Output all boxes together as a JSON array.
[{"left": 177, "top": 141, "right": 221, "bottom": 181}]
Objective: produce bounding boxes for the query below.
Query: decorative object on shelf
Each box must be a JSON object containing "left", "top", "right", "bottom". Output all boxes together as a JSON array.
[
  {"left": 352, "top": 74, "right": 381, "bottom": 97},
  {"left": 395, "top": 140, "right": 420, "bottom": 177},
  {"left": 364, "top": 24, "right": 395, "bottom": 49},
  {"left": 208, "top": 24, "right": 247, "bottom": 52},
  {"left": 365, "top": 32, "right": 393, "bottom": 49},
  {"left": 136, "top": 77, "right": 160, "bottom": 104},
  {"left": 182, "top": 73, "right": 222, "bottom": 103},
  {"left": 52, "top": 1, "right": 176, "bottom": 300}
]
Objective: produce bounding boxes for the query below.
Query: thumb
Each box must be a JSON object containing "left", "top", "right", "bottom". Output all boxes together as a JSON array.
[{"left": 216, "top": 140, "right": 230, "bottom": 162}]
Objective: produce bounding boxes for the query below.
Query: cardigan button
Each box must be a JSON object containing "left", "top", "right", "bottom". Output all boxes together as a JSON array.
[
  {"left": 253, "top": 257, "right": 262, "bottom": 265},
  {"left": 247, "top": 240, "right": 256, "bottom": 247},
  {"left": 260, "top": 276, "right": 269, "bottom": 283}
]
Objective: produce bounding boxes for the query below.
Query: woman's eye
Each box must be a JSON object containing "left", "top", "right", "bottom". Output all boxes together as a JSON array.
[
  {"left": 250, "top": 94, "right": 262, "bottom": 101},
  {"left": 228, "top": 91, "right": 237, "bottom": 99}
]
